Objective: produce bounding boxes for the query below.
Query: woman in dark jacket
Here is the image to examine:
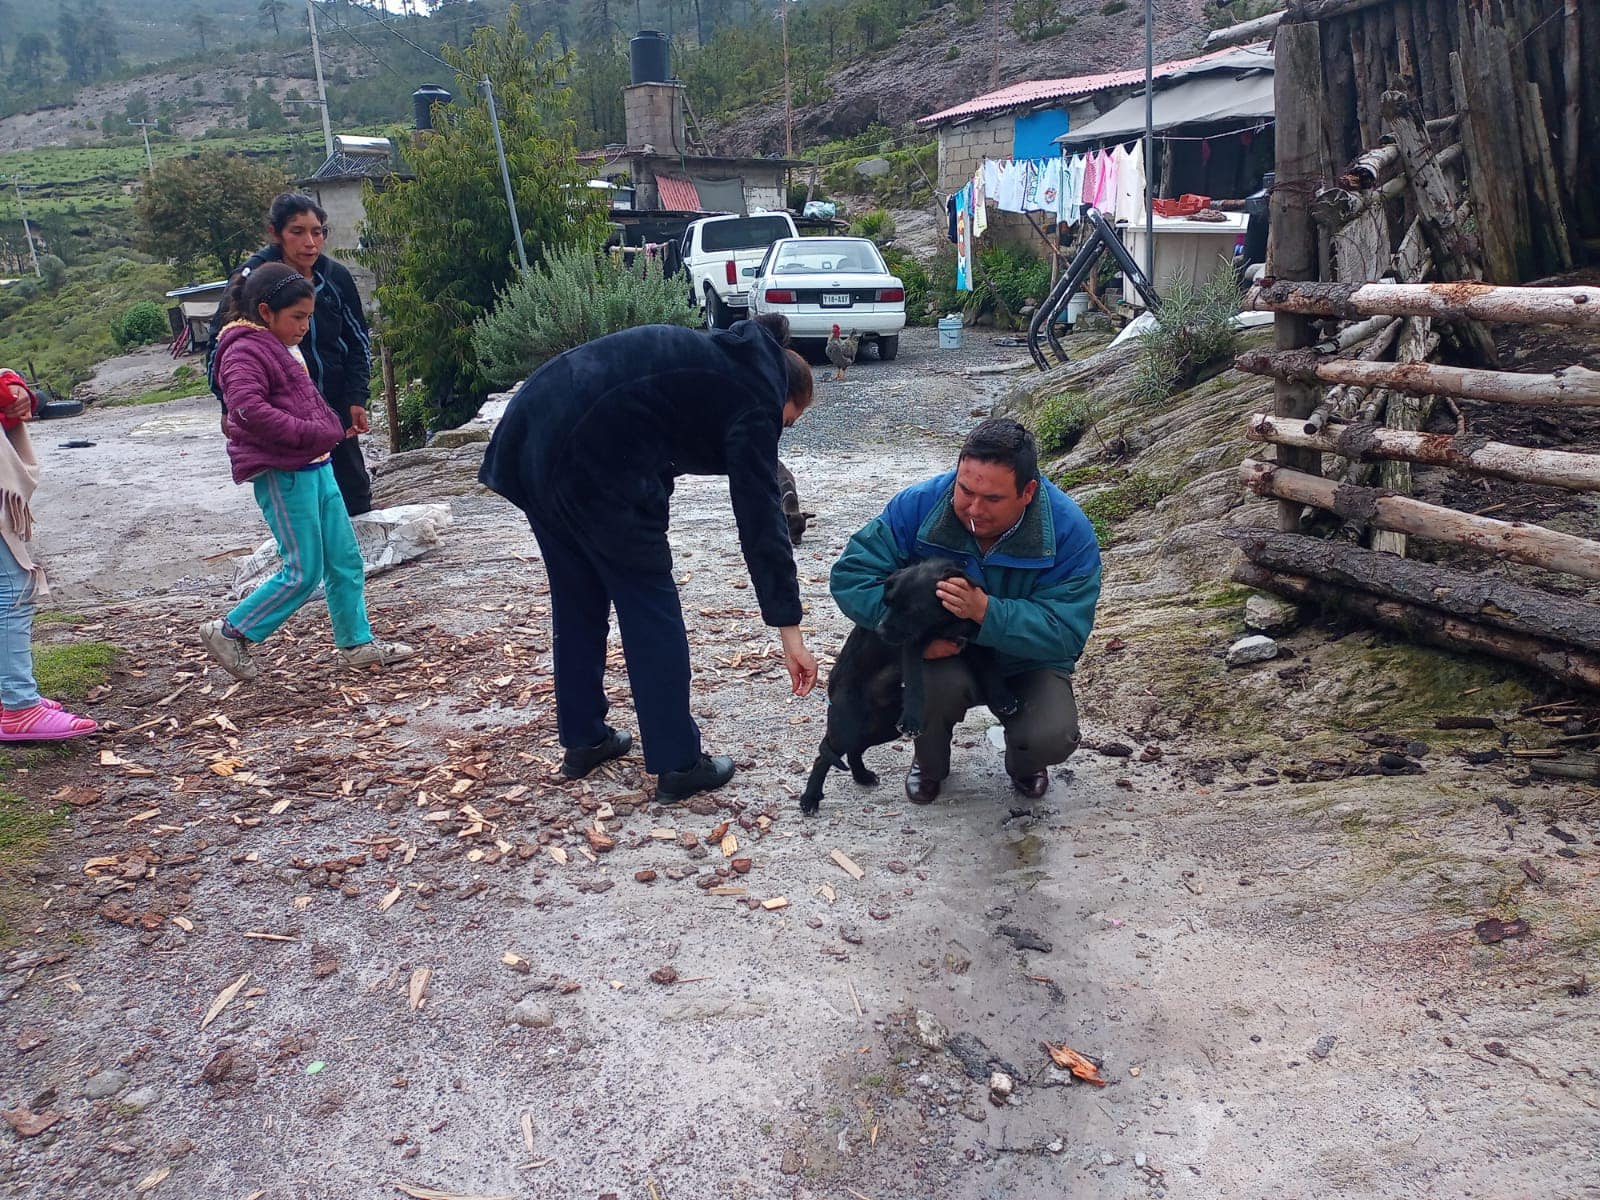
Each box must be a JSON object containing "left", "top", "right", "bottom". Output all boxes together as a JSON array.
[
  {"left": 208, "top": 193, "right": 375, "bottom": 515},
  {"left": 479, "top": 317, "right": 818, "bottom": 802}
]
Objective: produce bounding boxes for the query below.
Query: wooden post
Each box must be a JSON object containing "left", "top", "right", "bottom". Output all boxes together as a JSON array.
[
  {"left": 1236, "top": 530, "right": 1600, "bottom": 653},
  {"left": 1268, "top": 20, "right": 1330, "bottom": 534},
  {"left": 1245, "top": 280, "right": 1600, "bottom": 326},
  {"left": 380, "top": 343, "right": 400, "bottom": 455},
  {"left": 1563, "top": 0, "right": 1581, "bottom": 197},
  {"left": 1239, "top": 459, "right": 1600, "bottom": 581},
  {"left": 1248, "top": 413, "right": 1600, "bottom": 492}
]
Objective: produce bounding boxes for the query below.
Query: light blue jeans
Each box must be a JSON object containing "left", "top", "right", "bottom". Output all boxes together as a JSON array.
[{"left": 0, "top": 538, "right": 40, "bottom": 710}]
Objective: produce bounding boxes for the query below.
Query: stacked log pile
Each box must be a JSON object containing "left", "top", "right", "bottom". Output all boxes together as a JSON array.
[{"left": 1232, "top": 9, "right": 1600, "bottom": 689}]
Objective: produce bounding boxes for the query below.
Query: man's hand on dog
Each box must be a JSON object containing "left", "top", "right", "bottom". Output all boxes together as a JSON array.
[
  {"left": 936, "top": 577, "right": 988, "bottom": 624},
  {"left": 923, "top": 638, "right": 963, "bottom": 660}
]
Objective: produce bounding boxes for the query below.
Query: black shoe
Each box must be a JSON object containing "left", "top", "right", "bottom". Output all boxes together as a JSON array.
[
  {"left": 904, "top": 757, "right": 942, "bottom": 804},
  {"left": 657, "top": 753, "right": 735, "bottom": 803},
  {"left": 561, "top": 727, "right": 633, "bottom": 780}
]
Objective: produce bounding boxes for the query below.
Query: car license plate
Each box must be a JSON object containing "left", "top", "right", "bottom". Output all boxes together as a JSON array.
[{"left": 821, "top": 292, "right": 851, "bottom": 307}]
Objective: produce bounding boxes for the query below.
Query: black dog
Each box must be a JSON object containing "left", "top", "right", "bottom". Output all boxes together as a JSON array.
[{"left": 799, "top": 558, "right": 1020, "bottom": 815}]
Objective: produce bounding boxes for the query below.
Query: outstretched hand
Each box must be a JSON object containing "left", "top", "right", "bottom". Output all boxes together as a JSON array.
[
  {"left": 2, "top": 379, "right": 33, "bottom": 424},
  {"left": 780, "top": 626, "right": 818, "bottom": 697}
]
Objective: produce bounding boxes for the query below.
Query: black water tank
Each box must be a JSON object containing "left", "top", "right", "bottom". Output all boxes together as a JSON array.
[
  {"left": 412, "top": 85, "right": 453, "bottom": 131},
  {"left": 630, "top": 31, "right": 670, "bottom": 85}
]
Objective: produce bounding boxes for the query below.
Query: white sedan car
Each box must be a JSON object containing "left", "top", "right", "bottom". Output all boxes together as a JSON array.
[{"left": 746, "top": 236, "right": 907, "bottom": 360}]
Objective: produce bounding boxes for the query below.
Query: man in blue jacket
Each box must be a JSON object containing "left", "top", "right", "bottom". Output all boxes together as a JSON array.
[{"left": 831, "top": 418, "right": 1100, "bottom": 802}]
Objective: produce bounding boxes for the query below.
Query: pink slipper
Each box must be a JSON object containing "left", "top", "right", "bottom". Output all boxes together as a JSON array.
[{"left": 0, "top": 703, "right": 98, "bottom": 741}]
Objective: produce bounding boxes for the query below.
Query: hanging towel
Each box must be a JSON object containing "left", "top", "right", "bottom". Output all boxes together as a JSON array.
[
  {"left": 983, "top": 158, "right": 1003, "bottom": 199},
  {"left": 996, "top": 160, "right": 1029, "bottom": 212},
  {"left": 956, "top": 184, "right": 973, "bottom": 292},
  {"left": 1060, "top": 154, "right": 1086, "bottom": 224},
  {"left": 972, "top": 165, "right": 988, "bottom": 238},
  {"left": 1026, "top": 158, "right": 1062, "bottom": 214},
  {"left": 1081, "top": 150, "right": 1105, "bottom": 211}
]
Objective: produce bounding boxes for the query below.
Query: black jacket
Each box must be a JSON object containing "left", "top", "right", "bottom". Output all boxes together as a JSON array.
[
  {"left": 206, "top": 248, "right": 372, "bottom": 425},
  {"left": 479, "top": 321, "right": 801, "bottom": 628}
]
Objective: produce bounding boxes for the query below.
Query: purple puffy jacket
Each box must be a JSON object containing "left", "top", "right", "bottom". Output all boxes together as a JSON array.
[{"left": 215, "top": 322, "right": 345, "bottom": 485}]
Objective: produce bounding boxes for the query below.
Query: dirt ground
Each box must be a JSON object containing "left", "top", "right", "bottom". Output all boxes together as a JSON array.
[{"left": 2, "top": 327, "right": 1598, "bottom": 1200}]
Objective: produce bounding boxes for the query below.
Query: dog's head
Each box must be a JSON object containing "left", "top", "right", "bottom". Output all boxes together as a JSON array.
[{"left": 877, "top": 558, "right": 970, "bottom": 645}]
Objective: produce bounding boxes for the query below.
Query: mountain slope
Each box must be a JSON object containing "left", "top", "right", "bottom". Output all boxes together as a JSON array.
[{"left": 705, "top": 0, "right": 1215, "bottom": 155}]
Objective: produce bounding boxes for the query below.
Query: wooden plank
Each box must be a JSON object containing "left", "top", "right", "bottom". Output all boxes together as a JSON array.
[
  {"left": 1235, "top": 356, "right": 1600, "bottom": 408},
  {"left": 1236, "top": 530, "right": 1600, "bottom": 653},
  {"left": 1448, "top": 47, "right": 1519, "bottom": 283},
  {"left": 1248, "top": 413, "right": 1600, "bottom": 491},
  {"left": 1239, "top": 459, "right": 1600, "bottom": 580},
  {"left": 1245, "top": 280, "right": 1600, "bottom": 326},
  {"left": 1269, "top": 21, "right": 1332, "bottom": 533},
  {"left": 1234, "top": 561, "right": 1600, "bottom": 691},
  {"left": 1562, "top": 0, "right": 1581, "bottom": 196},
  {"left": 1520, "top": 80, "right": 1573, "bottom": 273}
]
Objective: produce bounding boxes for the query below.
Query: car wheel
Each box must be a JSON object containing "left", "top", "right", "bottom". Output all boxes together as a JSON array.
[
  {"left": 705, "top": 288, "right": 730, "bottom": 330},
  {"left": 878, "top": 335, "right": 900, "bottom": 361}
]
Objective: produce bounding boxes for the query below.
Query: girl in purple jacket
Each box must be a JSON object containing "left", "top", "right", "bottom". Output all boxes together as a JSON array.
[{"left": 199, "top": 263, "right": 413, "bottom": 681}]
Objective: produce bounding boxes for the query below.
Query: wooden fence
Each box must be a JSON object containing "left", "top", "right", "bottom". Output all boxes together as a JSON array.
[{"left": 1231, "top": 13, "right": 1600, "bottom": 689}]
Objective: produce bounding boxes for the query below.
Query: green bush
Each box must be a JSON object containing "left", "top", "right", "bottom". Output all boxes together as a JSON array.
[
  {"left": 1102, "top": 0, "right": 1130, "bottom": 13},
  {"left": 1076, "top": 472, "right": 1177, "bottom": 547},
  {"left": 883, "top": 249, "right": 930, "bottom": 327},
  {"left": 1129, "top": 268, "right": 1245, "bottom": 405},
  {"left": 848, "top": 208, "right": 897, "bottom": 245},
  {"left": 471, "top": 245, "right": 699, "bottom": 388},
  {"left": 37, "top": 255, "right": 67, "bottom": 293},
  {"left": 944, "top": 44, "right": 960, "bottom": 60},
  {"left": 110, "top": 300, "right": 170, "bottom": 349},
  {"left": 979, "top": 245, "right": 1052, "bottom": 315},
  {"left": 395, "top": 381, "right": 429, "bottom": 451},
  {"left": 1031, "top": 391, "right": 1097, "bottom": 455}
]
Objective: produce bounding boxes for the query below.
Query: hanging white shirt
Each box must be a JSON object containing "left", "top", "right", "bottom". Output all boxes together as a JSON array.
[
  {"left": 1060, "top": 154, "right": 1086, "bottom": 224},
  {"left": 972, "top": 165, "right": 988, "bottom": 237},
  {"left": 1113, "top": 141, "right": 1147, "bottom": 226},
  {"left": 1026, "top": 157, "right": 1063, "bottom": 214},
  {"left": 996, "top": 160, "right": 1029, "bottom": 213}
]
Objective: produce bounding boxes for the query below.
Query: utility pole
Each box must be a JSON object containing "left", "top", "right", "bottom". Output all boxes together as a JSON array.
[
  {"left": 10, "top": 178, "right": 41, "bottom": 278},
  {"left": 128, "top": 118, "right": 158, "bottom": 174},
  {"left": 306, "top": 0, "right": 335, "bottom": 159},
  {"left": 1144, "top": 0, "right": 1155, "bottom": 281},
  {"left": 480, "top": 77, "right": 529, "bottom": 275},
  {"left": 991, "top": 0, "right": 1000, "bottom": 90},
  {"left": 780, "top": 0, "right": 792, "bottom": 158}
]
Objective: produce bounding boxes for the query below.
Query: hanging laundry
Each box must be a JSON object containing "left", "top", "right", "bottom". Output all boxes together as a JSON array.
[
  {"left": 955, "top": 184, "right": 973, "bottom": 292},
  {"left": 1097, "top": 148, "right": 1121, "bottom": 211},
  {"left": 1026, "top": 157, "right": 1062, "bottom": 214},
  {"left": 996, "top": 159, "right": 1030, "bottom": 213},
  {"left": 983, "top": 158, "right": 1003, "bottom": 200},
  {"left": 1060, "top": 154, "right": 1086, "bottom": 225},
  {"left": 972, "top": 164, "right": 988, "bottom": 238},
  {"left": 1113, "top": 140, "right": 1148, "bottom": 227},
  {"left": 946, "top": 191, "right": 958, "bottom": 243}
]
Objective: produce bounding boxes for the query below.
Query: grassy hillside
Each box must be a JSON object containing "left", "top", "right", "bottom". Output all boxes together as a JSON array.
[
  {"left": 0, "top": 260, "right": 179, "bottom": 389},
  {"left": 3, "top": 0, "right": 268, "bottom": 70}
]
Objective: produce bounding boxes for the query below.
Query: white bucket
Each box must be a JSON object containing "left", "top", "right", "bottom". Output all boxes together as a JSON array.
[
  {"left": 937, "top": 315, "right": 963, "bottom": 350},
  {"left": 1065, "top": 292, "right": 1091, "bottom": 325}
]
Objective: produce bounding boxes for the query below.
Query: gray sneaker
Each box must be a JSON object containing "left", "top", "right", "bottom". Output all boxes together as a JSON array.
[
  {"left": 340, "top": 639, "right": 416, "bottom": 669},
  {"left": 199, "top": 619, "right": 260, "bottom": 682}
]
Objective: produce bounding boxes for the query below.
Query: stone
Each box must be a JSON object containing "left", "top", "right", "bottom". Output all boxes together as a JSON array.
[
  {"left": 1135, "top": 1151, "right": 1148, "bottom": 1169},
  {"left": 121, "top": 1086, "right": 159, "bottom": 1113},
  {"left": 1226, "top": 634, "right": 1280, "bottom": 668},
  {"left": 854, "top": 157, "right": 892, "bottom": 178},
  {"left": 425, "top": 426, "right": 490, "bottom": 449},
  {"left": 507, "top": 999, "right": 555, "bottom": 1029},
  {"left": 1048, "top": 1140, "right": 1064, "bottom": 1154},
  {"left": 1244, "top": 592, "right": 1300, "bottom": 635},
  {"left": 83, "top": 1070, "right": 129, "bottom": 1100},
  {"left": 913, "top": 1010, "right": 948, "bottom": 1051},
  {"left": 987, "top": 1072, "right": 1013, "bottom": 1106}
]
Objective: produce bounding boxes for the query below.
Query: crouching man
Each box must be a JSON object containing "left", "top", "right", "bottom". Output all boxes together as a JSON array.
[{"left": 830, "top": 419, "right": 1101, "bottom": 802}]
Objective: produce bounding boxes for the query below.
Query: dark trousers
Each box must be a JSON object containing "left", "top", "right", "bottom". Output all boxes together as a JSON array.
[
  {"left": 527, "top": 513, "right": 700, "bottom": 775},
  {"left": 329, "top": 434, "right": 372, "bottom": 516},
  {"left": 914, "top": 660, "right": 1080, "bottom": 782}
]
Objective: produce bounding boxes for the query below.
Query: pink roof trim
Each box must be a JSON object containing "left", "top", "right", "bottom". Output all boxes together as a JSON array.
[{"left": 918, "top": 43, "right": 1266, "bottom": 125}]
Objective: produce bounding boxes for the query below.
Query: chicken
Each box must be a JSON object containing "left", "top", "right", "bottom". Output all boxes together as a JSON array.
[{"left": 825, "top": 324, "right": 858, "bottom": 381}]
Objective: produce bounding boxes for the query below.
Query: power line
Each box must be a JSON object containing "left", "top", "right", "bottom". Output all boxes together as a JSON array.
[
  {"left": 308, "top": 3, "right": 412, "bottom": 79},
  {"left": 318, "top": 0, "right": 455, "bottom": 72}
]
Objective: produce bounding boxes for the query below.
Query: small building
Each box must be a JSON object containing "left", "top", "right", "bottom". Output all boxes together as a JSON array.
[
  {"left": 164, "top": 279, "right": 229, "bottom": 354},
  {"left": 294, "top": 134, "right": 411, "bottom": 303}
]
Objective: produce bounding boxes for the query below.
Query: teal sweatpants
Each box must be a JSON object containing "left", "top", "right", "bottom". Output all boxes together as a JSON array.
[{"left": 227, "top": 463, "right": 373, "bottom": 648}]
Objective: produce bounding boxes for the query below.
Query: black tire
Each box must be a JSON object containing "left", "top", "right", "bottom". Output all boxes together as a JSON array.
[
  {"left": 705, "top": 287, "right": 730, "bottom": 330},
  {"left": 878, "top": 334, "right": 900, "bottom": 361}
]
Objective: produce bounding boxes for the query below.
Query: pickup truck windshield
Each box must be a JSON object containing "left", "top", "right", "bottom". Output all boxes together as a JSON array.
[{"left": 700, "top": 216, "right": 794, "bottom": 253}]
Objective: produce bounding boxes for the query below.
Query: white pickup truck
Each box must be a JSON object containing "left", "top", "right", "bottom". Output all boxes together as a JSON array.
[{"left": 680, "top": 212, "right": 799, "bottom": 329}]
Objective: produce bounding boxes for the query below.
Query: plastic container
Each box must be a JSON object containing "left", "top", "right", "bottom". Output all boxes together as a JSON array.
[
  {"left": 938, "top": 315, "right": 964, "bottom": 350},
  {"left": 1065, "top": 293, "right": 1091, "bottom": 326}
]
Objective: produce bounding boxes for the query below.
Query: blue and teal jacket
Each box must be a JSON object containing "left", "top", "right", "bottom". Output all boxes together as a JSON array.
[{"left": 830, "top": 470, "right": 1102, "bottom": 676}]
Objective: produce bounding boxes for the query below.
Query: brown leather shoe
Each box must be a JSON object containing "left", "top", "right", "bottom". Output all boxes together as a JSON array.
[
  {"left": 904, "top": 758, "right": 942, "bottom": 804},
  {"left": 1010, "top": 769, "right": 1049, "bottom": 799}
]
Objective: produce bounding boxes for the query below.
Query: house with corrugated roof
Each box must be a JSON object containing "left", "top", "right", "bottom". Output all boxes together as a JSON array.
[{"left": 919, "top": 44, "right": 1276, "bottom": 251}]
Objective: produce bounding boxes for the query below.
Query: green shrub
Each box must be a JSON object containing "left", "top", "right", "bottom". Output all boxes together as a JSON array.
[
  {"left": 37, "top": 255, "right": 67, "bottom": 293},
  {"left": 110, "top": 300, "right": 170, "bottom": 349},
  {"left": 883, "top": 249, "right": 930, "bottom": 327},
  {"left": 944, "top": 44, "right": 960, "bottom": 60},
  {"left": 470, "top": 245, "right": 699, "bottom": 388},
  {"left": 395, "top": 381, "right": 429, "bottom": 451},
  {"left": 1102, "top": 0, "right": 1130, "bottom": 13},
  {"left": 1076, "top": 472, "right": 1177, "bottom": 546},
  {"left": 1129, "top": 268, "right": 1244, "bottom": 406},
  {"left": 848, "top": 208, "right": 897, "bottom": 245},
  {"left": 1031, "top": 391, "right": 1097, "bottom": 455}
]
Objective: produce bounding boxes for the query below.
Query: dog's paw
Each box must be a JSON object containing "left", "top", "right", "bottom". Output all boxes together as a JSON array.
[
  {"left": 853, "top": 768, "right": 879, "bottom": 787},
  {"left": 799, "top": 793, "right": 822, "bottom": 816},
  {"left": 897, "top": 718, "right": 923, "bottom": 738}
]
